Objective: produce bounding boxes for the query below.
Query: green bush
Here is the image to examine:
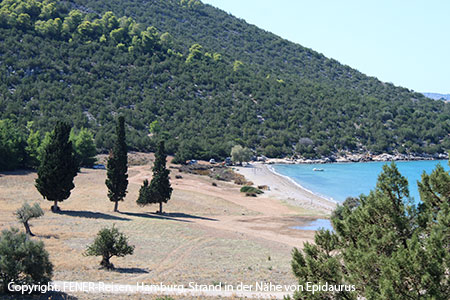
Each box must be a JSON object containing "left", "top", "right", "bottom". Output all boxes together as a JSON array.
[
  {"left": 0, "top": 228, "right": 53, "bottom": 293},
  {"left": 240, "top": 186, "right": 263, "bottom": 195}
]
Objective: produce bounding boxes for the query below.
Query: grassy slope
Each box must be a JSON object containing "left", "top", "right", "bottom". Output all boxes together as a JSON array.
[{"left": 1, "top": 154, "right": 321, "bottom": 298}]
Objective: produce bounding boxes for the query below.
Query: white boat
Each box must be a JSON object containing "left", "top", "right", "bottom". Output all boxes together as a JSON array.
[{"left": 313, "top": 168, "right": 324, "bottom": 172}]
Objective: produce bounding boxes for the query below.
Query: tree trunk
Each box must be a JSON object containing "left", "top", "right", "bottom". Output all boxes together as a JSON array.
[
  {"left": 100, "top": 256, "right": 114, "bottom": 270},
  {"left": 24, "top": 221, "right": 34, "bottom": 236},
  {"left": 51, "top": 200, "right": 59, "bottom": 212},
  {"left": 114, "top": 201, "right": 119, "bottom": 212},
  {"left": 159, "top": 202, "right": 163, "bottom": 214}
]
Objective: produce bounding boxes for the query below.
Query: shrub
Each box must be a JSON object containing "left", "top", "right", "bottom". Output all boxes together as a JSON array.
[
  {"left": 0, "top": 228, "right": 53, "bottom": 293},
  {"left": 240, "top": 186, "right": 263, "bottom": 195},
  {"left": 84, "top": 225, "right": 134, "bottom": 270}
]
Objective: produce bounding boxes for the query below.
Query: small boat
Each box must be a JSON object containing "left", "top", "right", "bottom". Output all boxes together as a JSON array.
[{"left": 313, "top": 168, "right": 324, "bottom": 172}]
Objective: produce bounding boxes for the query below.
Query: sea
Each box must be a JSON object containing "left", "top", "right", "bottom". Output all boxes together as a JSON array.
[{"left": 272, "top": 160, "right": 449, "bottom": 231}]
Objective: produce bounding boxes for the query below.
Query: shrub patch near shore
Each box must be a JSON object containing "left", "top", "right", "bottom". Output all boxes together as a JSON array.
[{"left": 240, "top": 186, "right": 264, "bottom": 197}]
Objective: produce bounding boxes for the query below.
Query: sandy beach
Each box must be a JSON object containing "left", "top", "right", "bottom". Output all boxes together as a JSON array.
[{"left": 233, "top": 163, "right": 336, "bottom": 213}]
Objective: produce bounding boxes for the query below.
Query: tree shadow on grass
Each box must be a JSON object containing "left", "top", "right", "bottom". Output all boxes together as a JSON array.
[
  {"left": 119, "top": 211, "right": 191, "bottom": 223},
  {"left": 37, "top": 233, "right": 60, "bottom": 239},
  {"left": 164, "top": 212, "right": 218, "bottom": 221},
  {"left": 57, "top": 210, "right": 130, "bottom": 221},
  {"left": 0, "top": 169, "right": 35, "bottom": 176},
  {"left": 119, "top": 211, "right": 217, "bottom": 222},
  {"left": 114, "top": 267, "right": 150, "bottom": 274}
]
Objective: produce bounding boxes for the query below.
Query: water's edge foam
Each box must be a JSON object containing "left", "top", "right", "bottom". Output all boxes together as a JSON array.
[{"left": 266, "top": 164, "right": 338, "bottom": 204}]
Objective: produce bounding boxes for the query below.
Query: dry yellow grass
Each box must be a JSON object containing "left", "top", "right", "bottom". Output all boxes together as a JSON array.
[{"left": 0, "top": 155, "right": 321, "bottom": 299}]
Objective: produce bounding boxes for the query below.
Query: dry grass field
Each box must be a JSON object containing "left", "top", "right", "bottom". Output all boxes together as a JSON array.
[{"left": 0, "top": 153, "right": 324, "bottom": 299}]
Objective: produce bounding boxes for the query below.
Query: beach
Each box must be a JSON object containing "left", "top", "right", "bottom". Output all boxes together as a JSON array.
[{"left": 233, "top": 163, "right": 336, "bottom": 213}]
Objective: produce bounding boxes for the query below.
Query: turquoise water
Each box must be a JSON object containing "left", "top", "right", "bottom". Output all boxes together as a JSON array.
[
  {"left": 272, "top": 160, "right": 449, "bottom": 204},
  {"left": 291, "top": 219, "right": 334, "bottom": 231}
]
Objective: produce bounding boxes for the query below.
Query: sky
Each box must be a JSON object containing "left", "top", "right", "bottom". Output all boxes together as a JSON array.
[{"left": 202, "top": 0, "right": 450, "bottom": 94}]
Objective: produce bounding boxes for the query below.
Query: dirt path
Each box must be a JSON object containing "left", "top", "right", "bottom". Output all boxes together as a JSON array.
[
  {"left": 127, "top": 164, "right": 322, "bottom": 248},
  {"left": 151, "top": 236, "right": 214, "bottom": 280}
]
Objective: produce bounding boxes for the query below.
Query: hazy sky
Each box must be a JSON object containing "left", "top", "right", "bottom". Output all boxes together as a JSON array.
[{"left": 202, "top": 0, "right": 449, "bottom": 94}]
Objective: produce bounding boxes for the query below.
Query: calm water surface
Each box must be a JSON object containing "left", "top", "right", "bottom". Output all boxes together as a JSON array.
[
  {"left": 273, "top": 160, "right": 449, "bottom": 203},
  {"left": 274, "top": 160, "right": 449, "bottom": 230}
]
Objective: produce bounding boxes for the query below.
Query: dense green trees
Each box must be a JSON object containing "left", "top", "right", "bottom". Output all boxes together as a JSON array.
[
  {"left": 35, "top": 121, "right": 79, "bottom": 212},
  {"left": 0, "top": 119, "right": 25, "bottom": 170},
  {"left": 0, "top": 228, "right": 53, "bottom": 293},
  {"left": 70, "top": 128, "right": 97, "bottom": 167},
  {"left": 84, "top": 225, "right": 134, "bottom": 270},
  {"left": 0, "top": 120, "right": 98, "bottom": 171},
  {"left": 137, "top": 141, "right": 172, "bottom": 213},
  {"left": 25, "top": 122, "right": 41, "bottom": 168},
  {"left": 289, "top": 162, "right": 450, "bottom": 299},
  {"left": 105, "top": 116, "right": 128, "bottom": 212},
  {"left": 0, "top": 0, "right": 448, "bottom": 162}
]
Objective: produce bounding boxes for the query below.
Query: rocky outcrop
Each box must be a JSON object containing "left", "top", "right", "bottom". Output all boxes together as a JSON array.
[{"left": 264, "top": 152, "right": 449, "bottom": 165}]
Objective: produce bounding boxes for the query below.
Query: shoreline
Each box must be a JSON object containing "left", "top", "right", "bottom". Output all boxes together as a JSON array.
[
  {"left": 265, "top": 164, "right": 336, "bottom": 204},
  {"left": 233, "top": 164, "right": 336, "bottom": 215},
  {"left": 262, "top": 153, "right": 448, "bottom": 165},
  {"left": 266, "top": 158, "right": 449, "bottom": 166}
]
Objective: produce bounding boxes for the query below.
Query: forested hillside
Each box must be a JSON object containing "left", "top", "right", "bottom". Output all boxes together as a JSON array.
[
  {"left": 0, "top": 0, "right": 449, "bottom": 166},
  {"left": 69, "top": 0, "right": 437, "bottom": 99}
]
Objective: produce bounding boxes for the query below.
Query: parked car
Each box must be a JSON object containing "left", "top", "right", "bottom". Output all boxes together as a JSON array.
[
  {"left": 93, "top": 164, "right": 106, "bottom": 170},
  {"left": 209, "top": 158, "right": 216, "bottom": 164}
]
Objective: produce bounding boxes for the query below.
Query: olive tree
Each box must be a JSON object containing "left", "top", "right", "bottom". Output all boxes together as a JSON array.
[
  {"left": 15, "top": 202, "right": 44, "bottom": 236},
  {"left": 84, "top": 225, "right": 134, "bottom": 270},
  {"left": 231, "top": 145, "right": 252, "bottom": 165}
]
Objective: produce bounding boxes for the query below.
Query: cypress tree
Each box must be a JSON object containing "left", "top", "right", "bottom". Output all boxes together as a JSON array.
[
  {"left": 151, "top": 140, "right": 173, "bottom": 214},
  {"left": 106, "top": 116, "right": 128, "bottom": 212},
  {"left": 35, "top": 121, "right": 78, "bottom": 212},
  {"left": 137, "top": 141, "right": 172, "bottom": 213}
]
